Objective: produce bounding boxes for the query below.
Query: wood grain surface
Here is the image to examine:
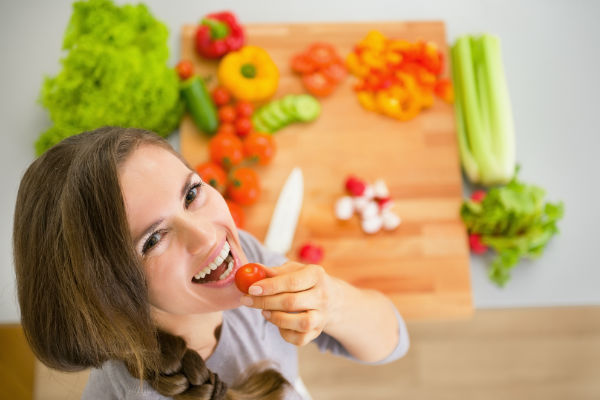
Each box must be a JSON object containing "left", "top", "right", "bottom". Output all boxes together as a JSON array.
[{"left": 179, "top": 21, "right": 472, "bottom": 320}]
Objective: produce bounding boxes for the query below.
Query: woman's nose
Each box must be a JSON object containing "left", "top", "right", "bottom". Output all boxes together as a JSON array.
[{"left": 174, "top": 215, "right": 216, "bottom": 255}]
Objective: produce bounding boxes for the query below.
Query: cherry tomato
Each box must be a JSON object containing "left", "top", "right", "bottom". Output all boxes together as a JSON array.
[
  {"left": 175, "top": 60, "right": 194, "bottom": 80},
  {"left": 302, "top": 71, "right": 335, "bottom": 97},
  {"left": 209, "top": 132, "right": 244, "bottom": 169},
  {"left": 235, "top": 101, "right": 254, "bottom": 119},
  {"left": 322, "top": 62, "right": 347, "bottom": 84},
  {"left": 212, "top": 86, "right": 231, "bottom": 107},
  {"left": 307, "top": 43, "right": 338, "bottom": 68},
  {"left": 226, "top": 200, "right": 245, "bottom": 228},
  {"left": 243, "top": 132, "right": 276, "bottom": 166},
  {"left": 227, "top": 167, "right": 260, "bottom": 206},
  {"left": 291, "top": 53, "right": 317, "bottom": 74},
  {"left": 217, "top": 122, "right": 236, "bottom": 136},
  {"left": 298, "top": 243, "right": 324, "bottom": 264},
  {"left": 235, "top": 118, "right": 253, "bottom": 138},
  {"left": 195, "top": 161, "right": 228, "bottom": 194},
  {"left": 235, "top": 263, "right": 267, "bottom": 294},
  {"left": 218, "top": 105, "right": 237, "bottom": 123}
]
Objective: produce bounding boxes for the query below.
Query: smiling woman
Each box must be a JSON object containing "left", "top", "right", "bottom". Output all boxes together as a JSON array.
[{"left": 13, "top": 126, "right": 409, "bottom": 400}]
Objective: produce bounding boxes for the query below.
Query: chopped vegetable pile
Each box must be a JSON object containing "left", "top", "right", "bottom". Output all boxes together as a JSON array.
[
  {"left": 460, "top": 172, "right": 564, "bottom": 286},
  {"left": 346, "top": 30, "right": 452, "bottom": 121},
  {"left": 36, "top": 0, "right": 183, "bottom": 155}
]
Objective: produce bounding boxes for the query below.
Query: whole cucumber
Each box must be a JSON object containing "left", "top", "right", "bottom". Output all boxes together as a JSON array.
[{"left": 181, "top": 76, "right": 218, "bottom": 135}]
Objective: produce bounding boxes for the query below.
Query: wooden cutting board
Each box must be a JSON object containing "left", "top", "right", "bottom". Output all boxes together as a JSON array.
[{"left": 179, "top": 21, "right": 472, "bottom": 320}]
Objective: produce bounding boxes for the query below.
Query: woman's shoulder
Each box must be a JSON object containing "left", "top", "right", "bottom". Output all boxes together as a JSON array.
[{"left": 237, "top": 229, "right": 287, "bottom": 267}]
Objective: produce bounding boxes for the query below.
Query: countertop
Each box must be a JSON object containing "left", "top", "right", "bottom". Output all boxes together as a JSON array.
[{"left": 1, "top": 0, "right": 598, "bottom": 323}]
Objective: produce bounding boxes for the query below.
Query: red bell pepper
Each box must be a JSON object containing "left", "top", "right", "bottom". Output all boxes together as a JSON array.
[{"left": 195, "top": 11, "right": 245, "bottom": 59}]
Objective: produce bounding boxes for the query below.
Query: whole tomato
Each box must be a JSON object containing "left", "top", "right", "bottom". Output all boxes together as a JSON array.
[
  {"left": 235, "top": 117, "right": 253, "bottom": 138},
  {"left": 176, "top": 60, "right": 194, "bottom": 80},
  {"left": 226, "top": 200, "right": 245, "bottom": 228},
  {"left": 243, "top": 132, "right": 276, "bottom": 165},
  {"left": 235, "top": 263, "right": 267, "bottom": 294},
  {"left": 212, "top": 86, "right": 231, "bottom": 107},
  {"left": 218, "top": 105, "right": 237, "bottom": 123},
  {"left": 195, "top": 161, "right": 228, "bottom": 194},
  {"left": 209, "top": 132, "right": 244, "bottom": 169},
  {"left": 217, "top": 122, "right": 236, "bottom": 136},
  {"left": 227, "top": 167, "right": 260, "bottom": 206},
  {"left": 235, "top": 101, "right": 254, "bottom": 118}
]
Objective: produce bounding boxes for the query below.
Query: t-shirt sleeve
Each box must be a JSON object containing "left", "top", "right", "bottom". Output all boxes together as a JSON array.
[{"left": 238, "top": 229, "right": 287, "bottom": 267}]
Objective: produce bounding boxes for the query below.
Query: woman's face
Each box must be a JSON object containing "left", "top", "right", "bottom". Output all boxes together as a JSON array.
[{"left": 119, "top": 144, "right": 247, "bottom": 315}]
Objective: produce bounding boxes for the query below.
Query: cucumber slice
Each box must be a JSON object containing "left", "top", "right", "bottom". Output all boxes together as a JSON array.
[
  {"left": 252, "top": 113, "right": 272, "bottom": 133},
  {"left": 281, "top": 95, "right": 299, "bottom": 120},
  {"left": 292, "top": 94, "right": 321, "bottom": 122},
  {"left": 267, "top": 100, "right": 294, "bottom": 126},
  {"left": 256, "top": 109, "right": 281, "bottom": 132}
]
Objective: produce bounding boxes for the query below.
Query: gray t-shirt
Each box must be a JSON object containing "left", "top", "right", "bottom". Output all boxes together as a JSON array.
[{"left": 82, "top": 230, "right": 409, "bottom": 399}]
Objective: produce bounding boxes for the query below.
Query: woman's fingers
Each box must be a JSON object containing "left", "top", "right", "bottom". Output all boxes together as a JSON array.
[
  {"left": 262, "top": 309, "right": 324, "bottom": 333},
  {"left": 243, "top": 288, "right": 324, "bottom": 312},
  {"left": 249, "top": 263, "right": 325, "bottom": 296},
  {"left": 277, "top": 327, "right": 321, "bottom": 347}
]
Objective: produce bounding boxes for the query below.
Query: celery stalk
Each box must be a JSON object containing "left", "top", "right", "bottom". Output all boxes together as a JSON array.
[{"left": 451, "top": 34, "right": 516, "bottom": 186}]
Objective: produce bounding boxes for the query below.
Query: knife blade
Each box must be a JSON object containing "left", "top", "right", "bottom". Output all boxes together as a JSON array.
[{"left": 263, "top": 167, "right": 304, "bottom": 255}]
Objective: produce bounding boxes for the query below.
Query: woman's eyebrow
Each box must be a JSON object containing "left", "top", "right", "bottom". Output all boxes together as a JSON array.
[{"left": 134, "top": 171, "right": 195, "bottom": 244}]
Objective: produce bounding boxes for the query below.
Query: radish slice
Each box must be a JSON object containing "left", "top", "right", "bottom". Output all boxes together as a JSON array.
[
  {"left": 382, "top": 211, "right": 401, "bottom": 231},
  {"left": 335, "top": 196, "right": 354, "bottom": 220},
  {"left": 361, "top": 215, "right": 383, "bottom": 234}
]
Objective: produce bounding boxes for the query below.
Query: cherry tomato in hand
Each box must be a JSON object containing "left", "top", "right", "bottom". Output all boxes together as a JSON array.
[
  {"left": 226, "top": 200, "right": 245, "bottom": 228},
  {"left": 209, "top": 132, "right": 244, "bottom": 169},
  {"left": 235, "top": 263, "right": 267, "bottom": 294},
  {"left": 176, "top": 60, "right": 194, "bottom": 80},
  {"left": 243, "top": 132, "right": 276, "bottom": 165},
  {"left": 235, "top": 117, "right": 253, "bottom": 138},
  {"left": 195, "top": 161, "right": 228, "bottom": 194},
  {"left": 227, "top": 167, "right": 260, "bottom": 205},
  {"left": 218, "top": 105, "right": 237, "bottom": 123},
  {"left": 235, "top": 101, "right": 254, "bottom": 119},
  {"left": 212, "top": 86, "right": 231, "bottom": 107}
]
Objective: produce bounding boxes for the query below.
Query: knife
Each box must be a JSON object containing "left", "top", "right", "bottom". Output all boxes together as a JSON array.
[{"left": 263, "top": 167, "right": 304, "bottom": 255}]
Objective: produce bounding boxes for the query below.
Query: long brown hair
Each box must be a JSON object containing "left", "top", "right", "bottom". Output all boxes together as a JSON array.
[{"left": 13, "top": 126, "right": 290, "bottom": 399}]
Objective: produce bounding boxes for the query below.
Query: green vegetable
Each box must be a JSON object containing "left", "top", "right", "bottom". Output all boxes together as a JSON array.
[
  {"left": 461, "top": 172, "right": 564, "bottom": 286},
  {"left": 451, "top": 34, "right": 516, "bottom": 186},
  {"left": 252, "top": 94, "right": 320, "bottom": 133},
  {"left": 36, "top": 0, "right": 183, "bottom": 155},
  {"left": 180, "top": 76, "right": 218, "bottom": 135}
]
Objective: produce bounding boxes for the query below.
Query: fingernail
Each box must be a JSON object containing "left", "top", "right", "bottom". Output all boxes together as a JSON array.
[
  {"left": 248, "top": 285, "right": 263, "bottom": 296},
  {"left": 262, "top": 310, "right": 271, "bottom": 319},
  {"left": 240, "top": 296, "right": 253, "bottom": 306}
]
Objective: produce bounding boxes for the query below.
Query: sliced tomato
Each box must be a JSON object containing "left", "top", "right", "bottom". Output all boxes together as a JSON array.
[
  {"left": 302, "top": 71, "right": 335, "bottom": 97},
  {"left": 291, "top": 53, "right": 317, "bottom": 74},
  {"left": 307, "top": 43, "right": 338, "bottom": 68},
  {"left": 322, "top": 62, "right": 347, "bottom": 84}
]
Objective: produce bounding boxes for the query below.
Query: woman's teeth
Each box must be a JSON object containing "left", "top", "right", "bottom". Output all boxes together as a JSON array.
[
  {"left": 219, "top": 259, "right": 235, "bottom": 280},
  {"left": 194, "top": 241, "right": 231, "bottom": 280}
]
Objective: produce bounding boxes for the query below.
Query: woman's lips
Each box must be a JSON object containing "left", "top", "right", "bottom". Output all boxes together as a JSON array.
[{"left": 191, "top": 237, "right": 242, "bottom": 288}]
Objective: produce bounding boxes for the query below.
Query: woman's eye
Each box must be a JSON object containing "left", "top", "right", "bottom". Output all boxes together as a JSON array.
[
  {"left": 185, "top": 183, "right": 202, "bottom": 207},
  {"left": 142, "top": 231, "right": 162, "bottom": 254}
]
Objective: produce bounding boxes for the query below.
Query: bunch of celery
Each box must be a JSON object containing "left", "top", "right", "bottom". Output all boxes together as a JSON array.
[{"left": 452, "top": 34, "right": 516, "bottom": 186}]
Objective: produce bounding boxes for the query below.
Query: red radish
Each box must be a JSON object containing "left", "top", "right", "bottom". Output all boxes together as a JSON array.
[
  {"left": 345, "top": 176, "right": 366, "bottom": 196},
  {"left": 471, "top": 190, "right": 486, "bottom": 203},
  {"left": 376, "top": 196, "right": 392, "bottom": 210},
  {"left": 298, "top": 243, "right": 324, "bottom": 264},
  {"left": 469, "top": 233, "right": 488, "bottom": 254}
]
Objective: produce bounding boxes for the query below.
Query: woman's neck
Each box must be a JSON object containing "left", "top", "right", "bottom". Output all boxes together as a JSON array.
[{"left": 152, "top": 308, "right": 224, "bottom": 360}]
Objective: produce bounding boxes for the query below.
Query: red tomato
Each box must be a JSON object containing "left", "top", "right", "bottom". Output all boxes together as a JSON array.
[
  {"left": 243, "top": 132, "right": 276, "bottom": 165},
  {"left": 218, "top": 105, "right": 237, "bottom": 123},
  {"left": 227, "top": 167, "right": 260, "bottom": 206},
  {"left": 302, "top": 71, "right": 335, "bottom": 97},
  {"left": 226, "top": 200, "right": 245, "bottom": 228},
  {"left": 212, "top": 86, "right": 231, "bottom": 107},
  {"left": 322, "top": 62, "right": 347, "bottom": 84},
  {"left": 298, "top": 243, "right": 324, "bottom": 264},
  {"left": 307, "top": 43, "right": 338, "bottom": 68},
  {"left": 235, "top": 101, "right": 254, "bottom": 118},
  {"left": 209, "top": 132, "right": 244, "bottom": 169},
  {"left": 195, "top": 161, "right": 228, "bottom": 194},
  {"left": 235, "top": 263, "right": 267, "bottom": 294},
  {"left": 235, "top": 118, "right": 253, "bottom": 138},
  {"left": 291, "top": 53, "right": 317, "bottom": 74},
  {"left": 175, "top": 60, "right": 194, "bottom": 80},
  {"left": 217, "top": 122, "right": 236, "bottom": 136}
]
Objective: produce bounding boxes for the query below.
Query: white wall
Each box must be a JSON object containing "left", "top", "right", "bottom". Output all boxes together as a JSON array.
[{"left": 1, "top": 0, "right": 599, "bottom": 322}]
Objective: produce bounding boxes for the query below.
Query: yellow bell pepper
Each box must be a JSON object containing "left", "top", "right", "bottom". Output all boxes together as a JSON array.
[{"left": 217, "top": 45, "right": 279, "bottom": 102}]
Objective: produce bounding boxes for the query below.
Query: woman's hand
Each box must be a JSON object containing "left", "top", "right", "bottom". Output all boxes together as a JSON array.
[{"left": 239, "top": 261, "right": 342, "bottom": 346}]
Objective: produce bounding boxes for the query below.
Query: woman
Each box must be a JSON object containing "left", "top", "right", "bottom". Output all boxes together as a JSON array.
[{"left": 13, "top": 127, "right": 409, "bottom": 399}]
